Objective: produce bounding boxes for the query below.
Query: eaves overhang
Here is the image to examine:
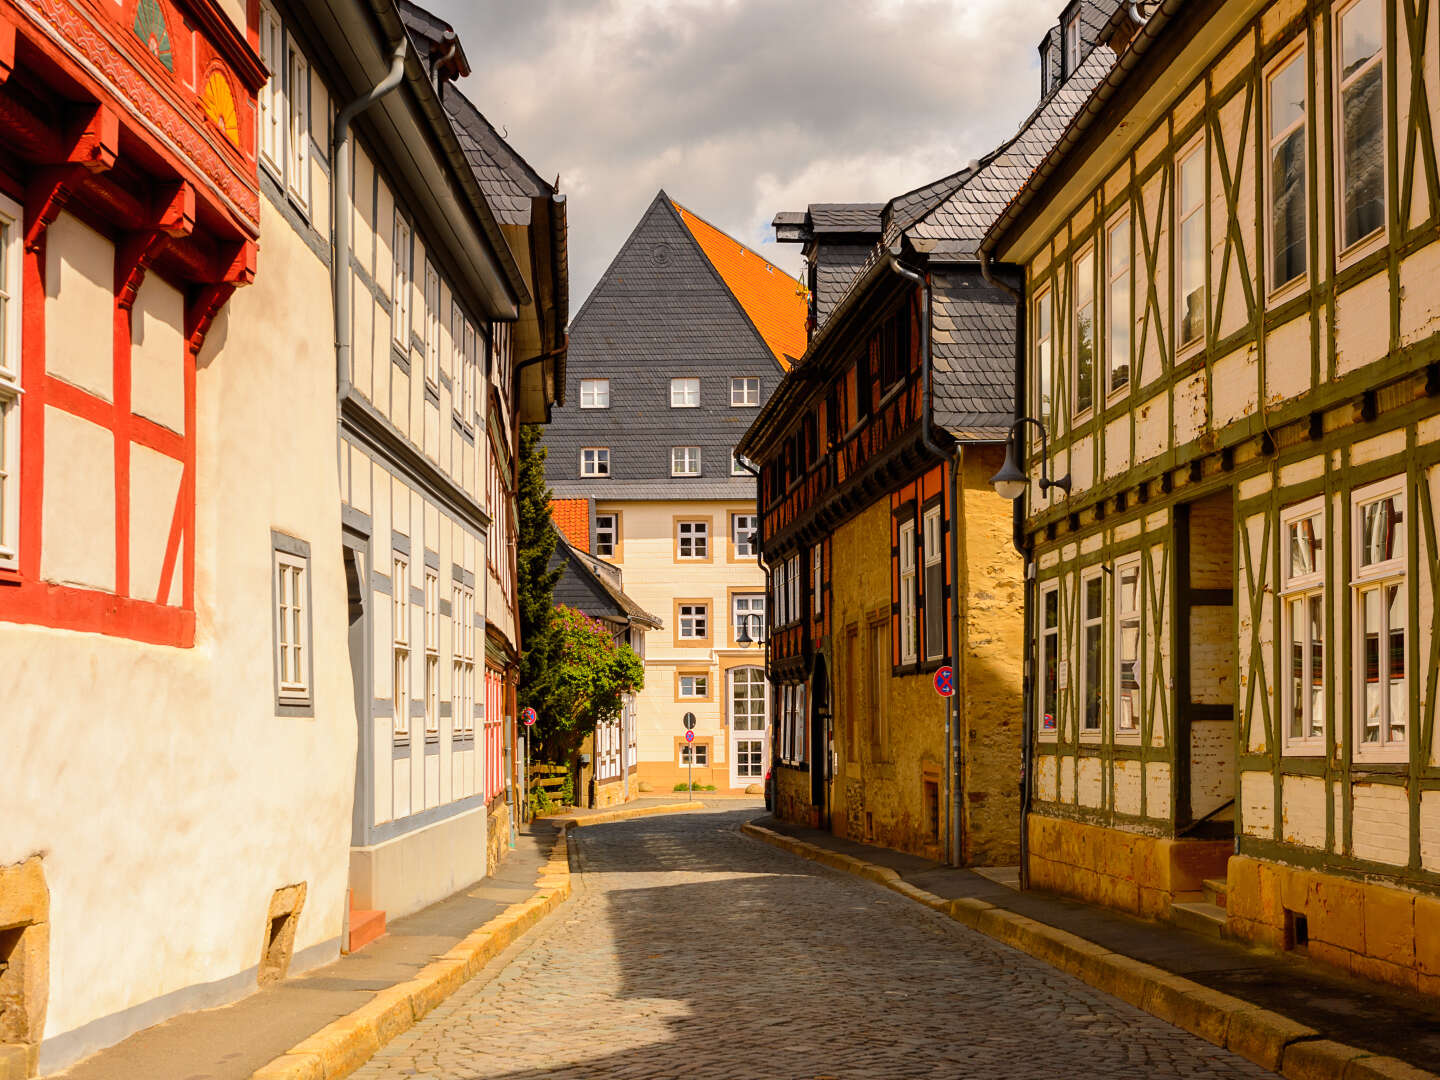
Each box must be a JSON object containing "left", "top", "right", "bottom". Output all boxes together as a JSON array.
[
  {"left": 982, "top": 0, "right": 1252, "bottom": 266},
  {"left": 292, "top": 0, "right": 529, "bottom": 320}
]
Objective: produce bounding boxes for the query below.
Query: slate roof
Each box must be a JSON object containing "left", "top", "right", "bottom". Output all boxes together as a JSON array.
[
  {"left": 813, "top": 244, "right": 874, "bottom": 326},
  {"left": 444, "top": 89, "right": 552, "bottom": 227},
  {"left": 807, "top": 203, "right": 885, "bottom": 233},
  {"left": 672, "top": 202, "right": 808, "bottom": 367},
  {"left": 544, "top": 191, "right": 792, "bottom": 498},
  {"left": 550, "top": 533, "right": 662, "bottom": 630},
  {"left": 930, "top": 269, "right": 1020, "bottom": 440}
]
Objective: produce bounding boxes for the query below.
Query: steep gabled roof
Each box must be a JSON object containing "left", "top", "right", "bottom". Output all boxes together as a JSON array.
[
  {"left": 672, "top": 201, "right": 808, "bottom": 369},
  {"left": 550, "top": 533, "right": 662, "bottom": 630},
  {"left": 445, "top": 89, "right": 553, "bottom": 227}
]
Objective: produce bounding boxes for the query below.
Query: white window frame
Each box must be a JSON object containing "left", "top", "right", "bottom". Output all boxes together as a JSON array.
[
  {"left": 732, "top": 513, "right": 756, "bottom": 557},
  {"left": 450, "top": 304, "right": 465, "bottom": 420},
  {"left": 424, "top": 568, "right": 440, "bottom": 737},
  {"left": 392, "top": 553, "right": 410, "bottom": 741},
  {"left": 811, "top": 544, "right": 823, "bottom": 616},
  {"left": 1113, "top": 554, "right": 1142, "bottom": 742},
  {"left": 424, "top": 263, "right": 440, "bottom": 387},
  {"left": 1335, "top": 0, "right": 1387, "bottom": 258},
  {"left": 274, "top": 548, "right": 310, "bottom": 705},
  {"left": 1064, "top": 14, "right": 1080, "bottom": 76},
  {"left": 679, "top": 674, "right": 708, "bottom": 699},
  {"left": 1038, "top": 581, "right": 1060, "bottom": 740},
  {"left": 731, "top": 376, "right": 759, "bottom": 406},
  {"left": 899, "top": 518, "right": 918, "bottom": 665},
  {"left": 1105, "top": 210, "right": 1131, "bottom": 399},
  {"left": 1281, "top": 495, "right": 1326, "bottom": 755},
  {"left": 671, "top": 446, "right": 701, "bottom": 476},
  {"left": 580, "top": 378, "right": 610, "bottom": 409},
  {"left": 1072, "top": 244, "right": 1096, "bottom": 417},
  {"left": 732, "top": 592, "right": 765, "bottom": 642},
  {"left": 1079, "top": 566, "right": 1104, "bottom": 740},
  {"left": 1033, "top": 287, "right": 1053, "bottom": 434},
  {"left": 580, "top": 447, "right": 610, "bottom": 477},
  {"left": 0, "top": 192, "right": 22, "bottom": 571},
  {"left": 678, "top": 603, "right": 708, "bottom": 640},
  {"left": 677, "top": 520, "right": 708, "bottom": 560},
  {"left": 595, "top": 513, "right": 618, "bottom": 557},
  {"left": 786, "top": 554, "right": 801, "bottom": 624},
  {"left": 670, "top": 377, "right": 700, "bottom": 408},
  {"left": 453, "top": 581, "right": 476, "bottom": 737},
  {"left": 680, "top": 742, "right": 708, "bottom": 767},
  {"left": 922, "top": 505, "right": 944, "bottom": 662},
  {"left": 731, "top": 451, "right": 749, "bottom": 476},
  {"left": 1352, "top": 476, "right": 1407, "bottom": 761},
  {"left": 285, "top": 39, "right": 309, "bottom": 211},
  {"left": 1265, "top": 43, "right": 1310, "bottom": 296},
  {"left": 392, "top": 215, "right": 412, "bottom": 348},
  {"left": 257, "top": 2, "right": 283, "bottom": 176},
  {"left": 1175, "top": 136, "right": 1207, "bottom": 354}
]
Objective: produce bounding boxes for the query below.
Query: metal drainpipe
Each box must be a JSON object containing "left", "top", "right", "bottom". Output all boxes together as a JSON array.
[
  {"left": 980, "top": 247, "right": 1034, "bottom": 888},
  {"left": 887, "top": 255, "right": 961, "bottom": 866},
  {"left": 333, "top": 39, "right": 408, "bottom": 406}
]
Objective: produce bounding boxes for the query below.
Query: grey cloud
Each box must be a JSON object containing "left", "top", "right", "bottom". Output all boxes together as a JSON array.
[{"left": 430, "top": 0, "right": 1063, "bottom": 307}]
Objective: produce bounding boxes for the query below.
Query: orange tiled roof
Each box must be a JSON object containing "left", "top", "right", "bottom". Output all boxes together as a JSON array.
[
  {"left": 550, "top": 498, "right": 589, "bottom": 551},
  {"left": 672, "top": 201, "right": 807, "bottom": 370}
]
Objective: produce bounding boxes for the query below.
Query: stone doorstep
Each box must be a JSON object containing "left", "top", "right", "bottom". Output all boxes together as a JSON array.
[
  {"left": 248, "top": 826, "right": 573, "bottom": 1080},
  {"left": 739, "top": 822, "right": 1440, "bottom": 1080}
]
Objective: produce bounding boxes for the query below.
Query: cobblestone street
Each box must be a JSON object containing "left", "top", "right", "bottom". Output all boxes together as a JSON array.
[{"left": 351, "top": 809, "right": 1273, "bottom": 1079}]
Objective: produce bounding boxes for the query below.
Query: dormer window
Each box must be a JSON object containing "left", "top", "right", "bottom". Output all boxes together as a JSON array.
[
  {"left": 1041, "top": 41, "right": 1055, "bottom": 96},
  {"left": 1064, "top": 15, "right": 1081, "bottom": 77}
]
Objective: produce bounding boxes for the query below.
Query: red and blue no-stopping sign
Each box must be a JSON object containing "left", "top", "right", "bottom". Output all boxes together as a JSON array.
[
  {"left": 521, "top": 707, "right": 537, "bottom": 726},
  {"left": 684, "top": 730, "right": 695, "bottom": 744},
  {"left": 934, "top": 666, "right": 955, "bottom": 698}
]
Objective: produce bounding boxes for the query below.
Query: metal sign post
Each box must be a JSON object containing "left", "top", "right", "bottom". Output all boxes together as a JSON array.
[{"left": 682, "top": 711, "right": 696, "bottom": 801}]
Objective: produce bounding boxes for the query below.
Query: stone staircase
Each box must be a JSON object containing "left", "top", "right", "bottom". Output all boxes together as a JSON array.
[{"left": 1169, "top": 877, "right": 1229, "bottom": 938}]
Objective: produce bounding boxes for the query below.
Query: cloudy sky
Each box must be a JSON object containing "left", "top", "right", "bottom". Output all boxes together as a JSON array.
[{"left": 428, "top": 0, "right": 1060, "bottom": 308}]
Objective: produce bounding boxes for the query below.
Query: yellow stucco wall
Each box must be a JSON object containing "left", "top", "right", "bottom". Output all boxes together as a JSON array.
[{"left": 596, "top": 498, "right": 768, "bottom": 795}]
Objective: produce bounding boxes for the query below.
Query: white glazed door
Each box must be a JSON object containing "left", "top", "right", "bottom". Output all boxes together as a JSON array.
[{"left": 728, "top": 666, "right": 768, "bottom": 789}]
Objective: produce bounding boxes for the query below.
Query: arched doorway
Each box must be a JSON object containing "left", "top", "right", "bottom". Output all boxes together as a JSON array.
[{"left": 810, "top": 657, "right": 830, "bottom": 819}]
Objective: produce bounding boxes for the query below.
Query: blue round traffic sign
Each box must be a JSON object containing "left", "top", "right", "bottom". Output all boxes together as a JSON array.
[
  {"left": 934, "top": 666, "right": 955, "bottom": 698},
  {"left": 521, "top": 707, "right": 537, "bottom": 726}
]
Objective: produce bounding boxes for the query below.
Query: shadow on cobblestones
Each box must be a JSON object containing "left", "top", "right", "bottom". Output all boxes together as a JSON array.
[{"left": 353, "top": 810, "right": 1274, "bottom": 1080}]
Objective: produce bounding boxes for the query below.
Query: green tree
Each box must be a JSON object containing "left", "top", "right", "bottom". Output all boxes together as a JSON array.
[
  {"left": 524, "top": 605, "right": 644, "bottom": 763},
  {"left": 517, "top": 425, "right": 563, "bottom": 715}
]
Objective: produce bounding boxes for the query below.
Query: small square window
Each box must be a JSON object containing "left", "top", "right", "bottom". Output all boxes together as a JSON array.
[
  {"left": 671, "top": 446, "right": 701, "bottom": 476},
  {"left": 580, "top": 379, "right": 610, "bottom": 409},
  {"left": 677, "top": 521, "right": 708, "bottom": 559},
  {"left": 732, "top": 514, "right": 757, "bottom": 557},
  {"left": 581, "top": 448, "right": 610, "bottom": 477},
  {"left": 680, "top": 743, "right": 708, "bottom": 766},
  {"left": 679, "top": 674, "right": 708, "bottom": 698},
  {"left": 731, "top": 377, "right": 760, "bottom": 406},
  {"left": 670, "top": 377, "right": 700, "bottom": 407},
  {"left": 596, "top": 513, "right": 618, "bottom": 557},
  {"left": 678, "top": 603, "right": 708, "bottom": 639},
  {"left": 732, "top": 593, "right": 765, "bottom": 642}
]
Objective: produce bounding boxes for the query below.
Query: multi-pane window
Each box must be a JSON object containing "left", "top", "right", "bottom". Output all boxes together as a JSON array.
[
  {"left": 731, "top": 450, "right": 750, "bottom": 475},
  {"left": 1064, "top": 14, "right": 1080, "bottom": 76},
  {"left": 812, "top": 545, "right": 823, "bottom": 616},
  {"left": 1282, "top": 498, "right": 1325, "bottom": 752},
  {"left": 899, "top": 518, "right": 918, "bottom": 665},
  {"left": 1033, "top": 288, "right": 1053, "bottom": 429},
  {"left": 677, "top": 520, "right": 708, "bottom": 559},
  {"left": 392, "top": 554, "right": 410, "bottom": 740},
  {"left": 732, "top": 513, "right": 757, "bottom": 556},
  {"left": 731, "top": 668, "right": 766, "bottom": 734},
  {"left": 736, "top": 739, "right": 764, "bottom": 778},
  {"left": 1081, "top": 570, "right": 1103, "bottom": 735},
  {"left": 671, "top": 446, "right": 701, "bottom": 475},
  {"left": 1353, "top": 478, "right": 1406, "bottom": 756},
  {"left": 463, "top": 318, "right": 478, "bottom": 421},
  {"left": 453, "top": 582, "right": 476, "bottom": 738},
  {"left": 450, "top": 305, "right": 465, "bottom": 416},
  {"left": 781, "top": 682, "right": 808, "bottom": 764},
  {"left": 786, "top": 554, "right": 801, "bottom": 624},
  {"left": 1177, "top": 142, "right": 1206, "bottom": 349},
  {"left": 1337, "top": 0, "right": 1385, "bottom": 250},
  {"left": 678, "top": 603, "right": 708, "bottom": 640},
  {"left": 257, "top": 3, "right": 282, "bottom": 171},
  {"left": 424, "top": 569, "right": 439, "bottom": 737},
  {"left": 1073, "top": 247, "right": 1095, "bottom": 414},
  {"left": 1114, "top": 557, "right": 1141, "bottom": 739},
  {"left": 595, "top": 513, "right": 618, "bottom": 557},
  {"left": 680, "top": 743, "right": 708, "bottom": 766},
  {"left": 1267, "top": 48, "right": 1308, "bottom": 289},
  {"left": 424, "top": 265, "right": 440, "bottom": 386},
  {"left": 1106, "top": 215, "right": 1131, "bottom": 395},
  {"left": 1039, "top": 584, "right": 1059, "bottom": 735},
  {"left": 670, "top": 377, "right": 700, "bottom": 407},
  {"left": 922, "top": 506, "right": 944, "bottom": 662},
  {"left": 274, "top": 548, "right": 309, "bottom": 705},
  {"left": 732, "top": 593, "right": 766, "bottom": 642},
  {"left": 393, "top": 215, "right": 412, "bottom": 347},
  {"left": 580, "top": 379, "right": 609, "bottom": 408},
  {"left": 285, "top": 41, "right": 309, "bottom": 208},
  {"left": 731, "top": 376, "right": 759, "bottom": 406},
  {"left": 0, "top": 194, "right": 20, "bottom": 570},
  {"left": 679, "top": 674, "right": 708, "bottom": 698},
  {"left": 581, "top": 448, "right": 610, "bottom": 477}
]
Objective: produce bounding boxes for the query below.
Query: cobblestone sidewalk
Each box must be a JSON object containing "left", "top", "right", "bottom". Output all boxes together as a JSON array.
[{"left": 352, "top": 809, "right": 1273, "bottom": 1079}]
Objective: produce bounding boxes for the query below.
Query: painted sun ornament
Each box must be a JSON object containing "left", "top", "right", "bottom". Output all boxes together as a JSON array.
[
  {"left": 201, "top": 70, "right": 241, "bottom": 148},
  {"left": 133, "top": 0, "right": 174, "bottom": 72}
]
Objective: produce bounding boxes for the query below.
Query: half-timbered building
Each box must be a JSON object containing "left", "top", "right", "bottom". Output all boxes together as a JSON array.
[
  {"left": 983, "top": 0, "right": 1440, "bottom": 994},
  {"left": 737, "top": 11, "right": 1114, "bottom": 864}
]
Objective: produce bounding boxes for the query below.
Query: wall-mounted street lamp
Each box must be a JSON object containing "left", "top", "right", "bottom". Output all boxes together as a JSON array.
[
  {"left": 990, "top": 416, "right": 1071, "bottom": 501},
  {"left": 735, "top": 612, "right": 766, "bottom": 647}
]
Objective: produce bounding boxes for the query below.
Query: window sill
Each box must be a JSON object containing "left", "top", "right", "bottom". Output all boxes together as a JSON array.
[
  {"left": 1280, "top": 742, "right": 1326, "bottom": 757},
  {"left": 1352, "top": 749, "right": 1409, "bottom": 767},
  {"left": 1336, "top": 229, "right": 1387, "bottom": 274},
  {"left": 1265, "top": 275, "right": 1309, "bottom": 308}
]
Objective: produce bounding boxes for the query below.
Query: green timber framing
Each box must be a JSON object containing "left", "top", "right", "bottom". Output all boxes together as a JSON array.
[{"left": 982, "top": 0, "right": 1440, "bottom": 990}]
